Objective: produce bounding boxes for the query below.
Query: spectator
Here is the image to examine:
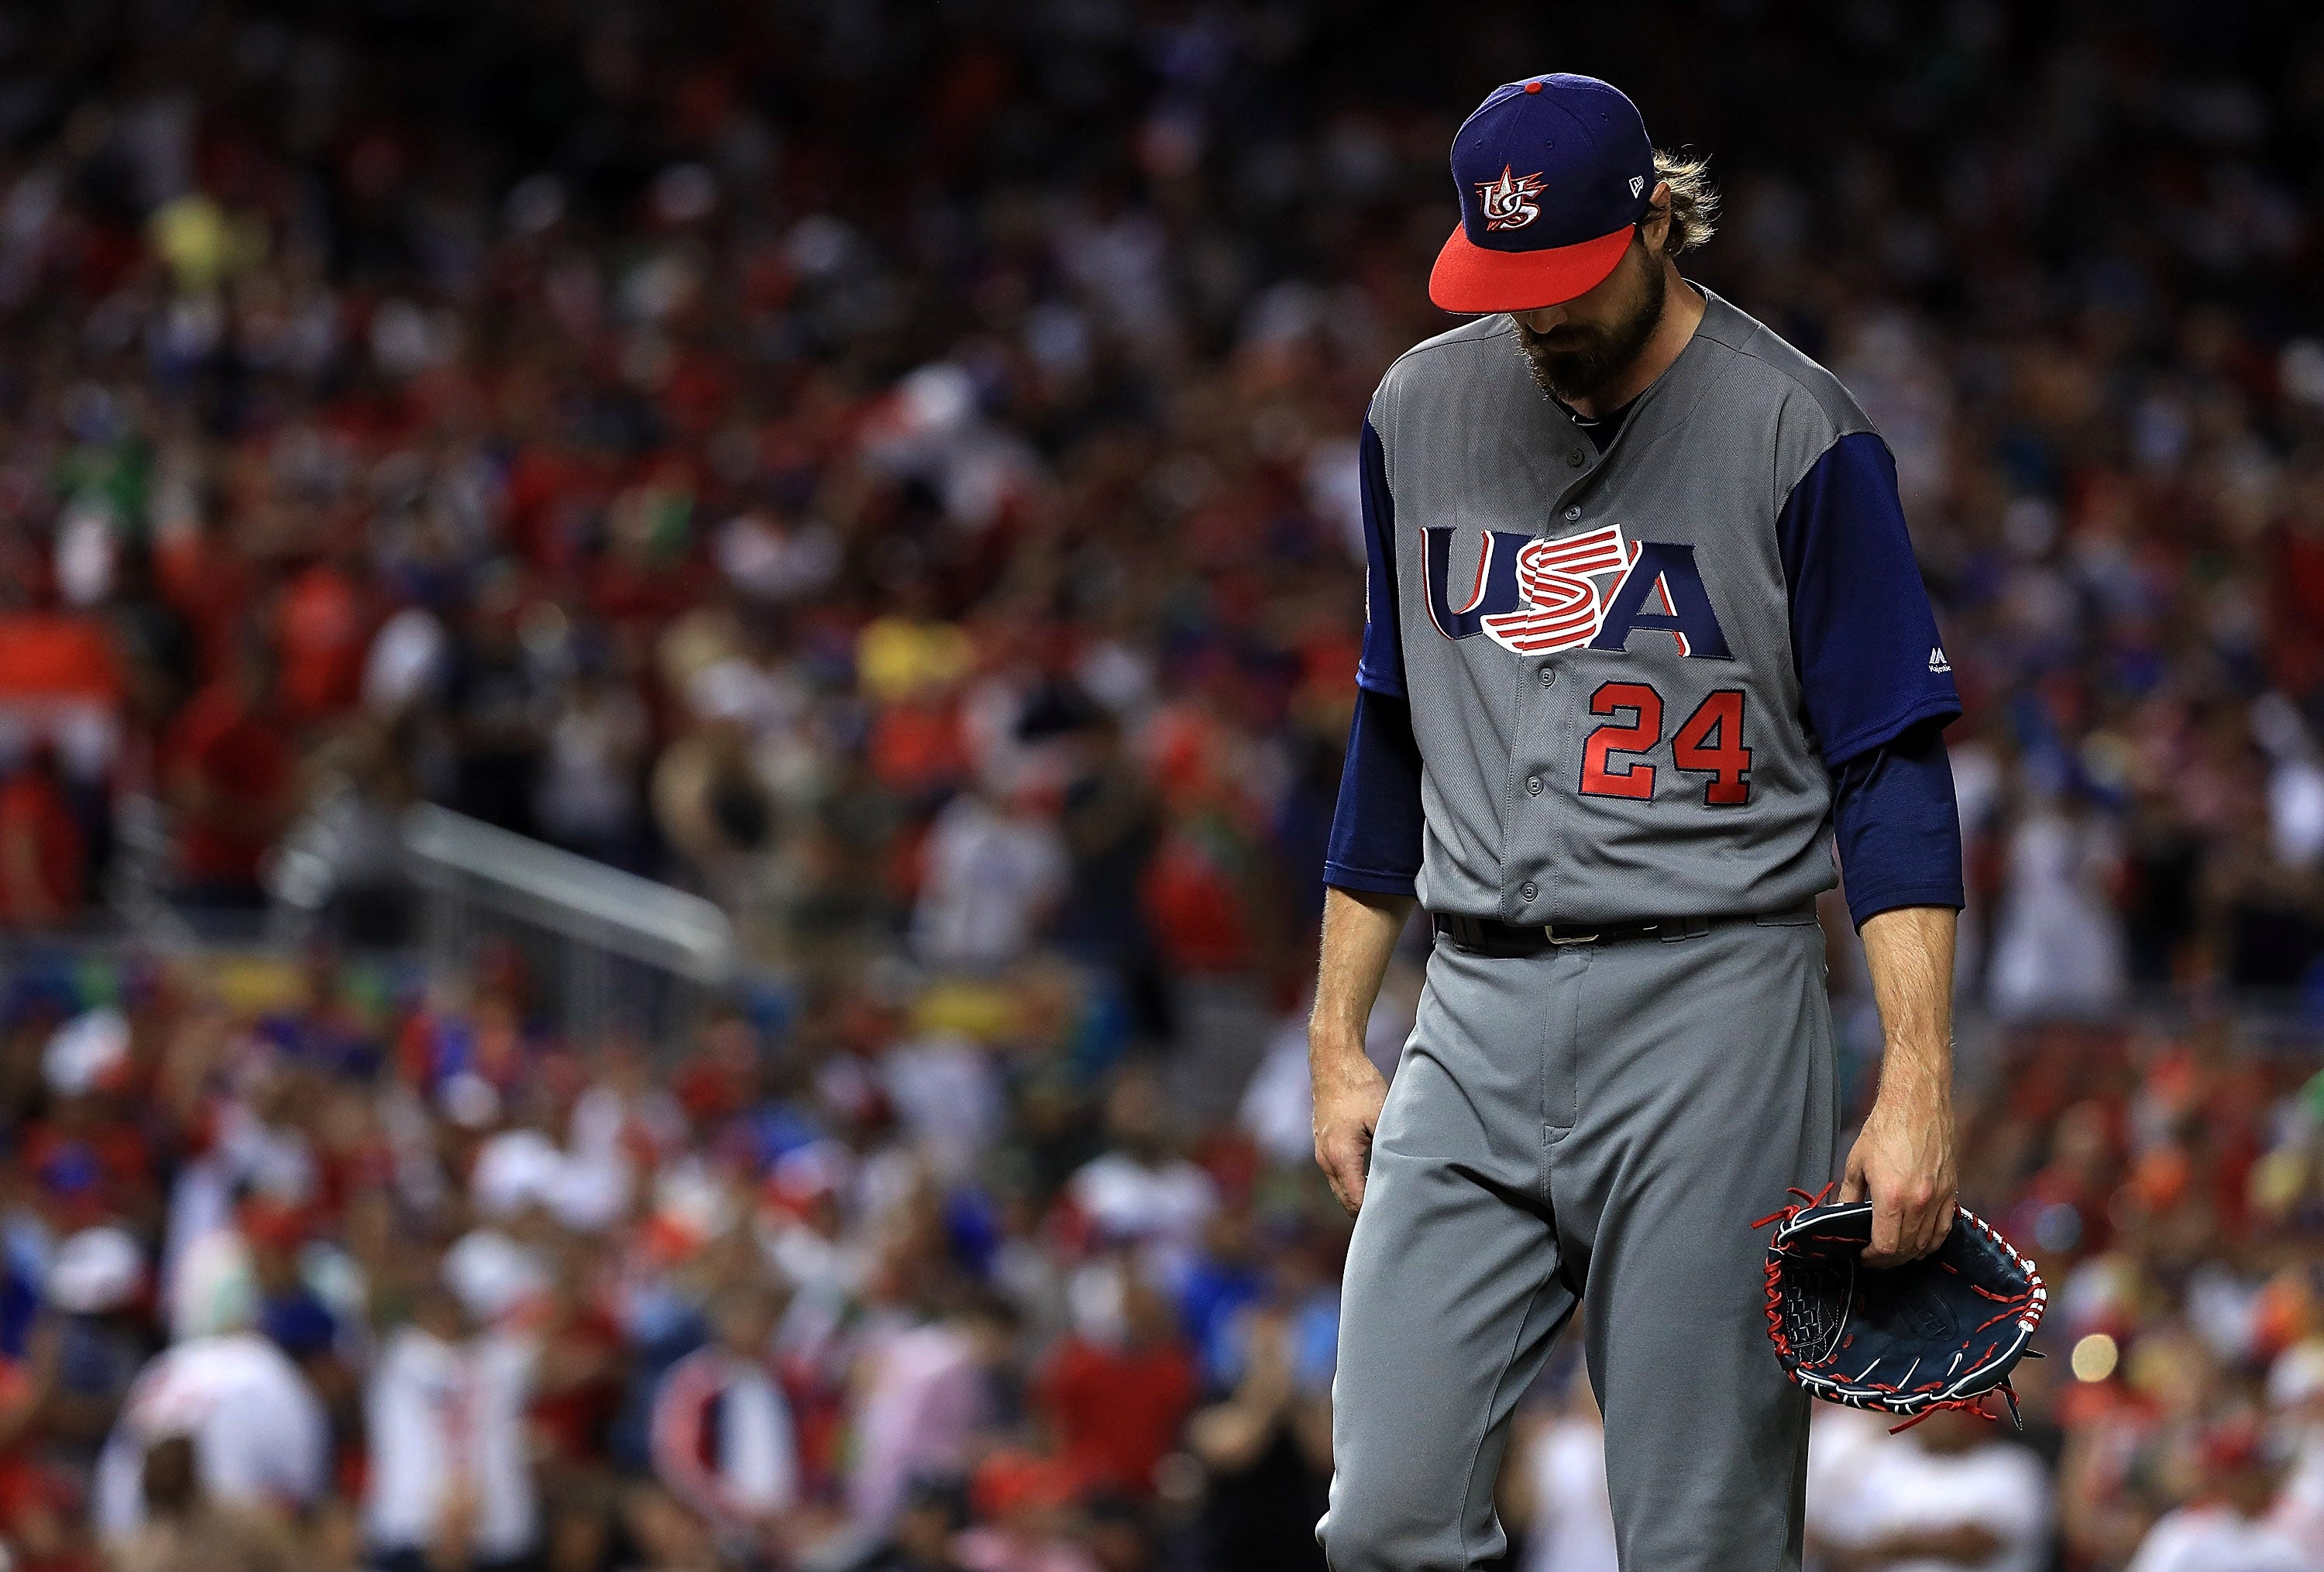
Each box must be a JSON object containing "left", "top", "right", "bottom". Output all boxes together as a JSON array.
[
  {"left": 649, "top": 1283, "right": 799, "bottom": 1562},
  {"left": 240, "top": 1203, "right": 335, "bottom": 1368},
  {"left": 160, "top": 645, "right": 293, "bottom": 911},
  {"left": 1504, "top": 1374, "right": 1616, "bottom": 1572},
  {"left": 841, "top": 1481, "right": 975, "bottom": 1572},
  {"left": 2124, "top": 1419, "right": 2312, "bottom": 1572},
  {"left": 1989, "top": 791, "right": 2130, "bottom": 1020},
  {"left": 846, "top": 1292, "right": 1008, "bottom": 1534},
  {"left": 1047, "top": 709, "right": 1167, "bottom": 1038},
  {"left": 1064, "top": 1071, "right": 1216, "bottom": 1295},
  {"left": 363, "top": 1283, "right": 539, "bottom": 1572},
  {"left": 1184, "top": 1299, "right": 1332, "bottom": 1572},
  {"left": 37, "top": 1225, "right": 154, "bottom": 1474},
  {"left": 105, "top": 1433, "right": 297, "bottom": 1572},
  {"left": 0, "top": 747, "right": 86, "bottom": 928},
  {"left": 92, "top": 1330, "right": 328, "bottom": 1542},
  {"left": 439, "top": 576, "right": 548, "bottom": 840},
  {"left": 952, "top": 1453, "right": 1098, "bottom": 1572},
  {"left": 534, "top": 660, "right": 651, "bottom": 867},
  {"left": 0, "top": 593, "right": 125, "bottom": 872},
  {"left": 1807, "top": 1403, "right": 2052, "bottom": 1570},
  {"left": 911, "top": 782, "right": 1069, "bottom": 974},
  {"left": 1033, "top": 1268, "right": 1195, "bottom": 1499},
  {"left": 2271, "top": 1339, "right": 2324, "bottom": 1561},
  {"left": 272, "top": 552, "right": 373, "bottom": 728}
]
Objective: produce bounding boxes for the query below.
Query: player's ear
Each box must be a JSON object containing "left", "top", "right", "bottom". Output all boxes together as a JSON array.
[{"left": 1642, "top": 181, "right": 1674, "bottom": 254}]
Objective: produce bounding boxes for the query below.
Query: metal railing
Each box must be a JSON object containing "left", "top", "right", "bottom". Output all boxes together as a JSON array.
[{"left": 397, "top": 806, "right": 737, "bottom": 1045}]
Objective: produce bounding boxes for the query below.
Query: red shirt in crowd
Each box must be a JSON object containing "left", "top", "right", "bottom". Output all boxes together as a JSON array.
[
  {"left": 163, "top": 680, "right": 294, "bottom": 886},
  {"left": 156, "top": 529, "right": 253, "bottom": 685},
  {"left": 0, "top": 613, "right": 123, "bottom": 706},
  {"left": 0, "top": 765, "right": 84, "bottom": 926},
  {"left": 1033, "top": 1335, "right": 1196, "bottom": 1497},
  {"left": 274, "top": 561, "right": 373, "bottom": 721}
]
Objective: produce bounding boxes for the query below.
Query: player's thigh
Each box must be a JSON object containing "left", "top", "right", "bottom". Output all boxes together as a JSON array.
[
  {"left": 1337, "top": 1040, "right": 1573, "bottom": 1416},
  {"left": 1332, "top": 951, "right": 1579, "bottom": 1545},
  {"left": 1561, "top": 918, "right": 1836, "bottom": 1567}
]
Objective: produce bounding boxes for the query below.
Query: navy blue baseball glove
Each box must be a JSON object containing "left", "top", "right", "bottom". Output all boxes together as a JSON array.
[{"left": 1752, "top": 1190, "right": 2047, "bottom": 1433}]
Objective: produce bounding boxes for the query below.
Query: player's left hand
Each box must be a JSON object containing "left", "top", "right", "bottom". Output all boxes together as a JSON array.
[{"left": 1837, "top": 1069, "right": 1956, "bottom": 1267}]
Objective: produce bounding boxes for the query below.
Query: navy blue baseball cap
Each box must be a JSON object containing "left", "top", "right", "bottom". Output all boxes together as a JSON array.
[{"left": 1430, "top": 74, "right": 1656, "bottom": 314}]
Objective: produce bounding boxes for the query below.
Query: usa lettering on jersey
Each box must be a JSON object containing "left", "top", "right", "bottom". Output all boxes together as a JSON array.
[{"left": 1422, "top": 524, "right": 1732, "bottom": 659}]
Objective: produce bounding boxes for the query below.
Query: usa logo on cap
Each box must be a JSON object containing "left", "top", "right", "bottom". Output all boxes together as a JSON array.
[
  {"left": 1477, "top": 167, "right": 1547, "bottom": 231},
  {"left": 1430, "top": 74, "right": 1656, "bottom": 315}
]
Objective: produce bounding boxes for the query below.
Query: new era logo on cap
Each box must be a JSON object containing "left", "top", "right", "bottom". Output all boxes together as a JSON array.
[{"left": 1429, "top": 74, "right": 1657, "bottom": 315}]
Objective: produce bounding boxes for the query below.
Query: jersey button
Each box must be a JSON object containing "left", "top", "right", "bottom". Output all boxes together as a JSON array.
[
  {"left": 1526, "top": 775, "right": 1543, "bottom": 796},
  {"left": 1519, "top": 882, "right": 1538, "bottom": 902},
  {"left": 1567, "top": 450, "right": 1585, "bottom": 468},
  {"left": 1538, "top": 666, "right": 1556, "bottom": 689},
  {"left": 1563, "top": 505, "right": 1581, "bottom": 521}
]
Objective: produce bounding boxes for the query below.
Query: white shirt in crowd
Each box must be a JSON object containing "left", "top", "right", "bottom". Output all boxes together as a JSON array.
[
  {"left": 909, "top": 790, "right": 1067, "bottom": 971},
  {"left": 364, "top": 1323, "right": 540, "bottom": 1563},
  {"left": 469, "top": 1122, "right": 632, "bottom": 1234},
  {"left": 1986, "top": 803, "right": 2126, "bottom": 1020},
  {"left": 878, "top": 1033, "right": 1005, "bottom": 1185},
  {"left": 1806, "top": 1408, "right": 2051, "bottom": 1572},
  {"left": 2124, "top": 1504, "right": 2315, "bottom": 1572},
  {"left": 1521, "top": 1412, "right": 1618, "bottom": 1572},
  {"left": 93, "top": 1333, "right": 329, "bottom": 1538},
  {"left": 2278, "top": 1426, "right": 2324, "bottom": 1563},
  {"left": 1065, "top": 1149, "right": 1216, "bottom": 1292}
]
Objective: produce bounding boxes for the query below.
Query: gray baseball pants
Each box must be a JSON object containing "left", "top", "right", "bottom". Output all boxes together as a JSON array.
[{"left": 1321, "top": 912, "right": 1839, "bottom": 1571}]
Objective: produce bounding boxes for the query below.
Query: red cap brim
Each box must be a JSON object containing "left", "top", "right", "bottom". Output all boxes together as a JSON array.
[{"left": 1428, "top": 223, "right": 1635, "bottom": 314}]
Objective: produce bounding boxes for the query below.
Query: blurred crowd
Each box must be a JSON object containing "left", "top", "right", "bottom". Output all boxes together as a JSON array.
[
  {"left": 0, "top": 0, "right": 2315, "bottom": 1569},
  {"left": 0, "top": 2, "right": 2315, "bottom": 1011},
  {"left": 0, "top": 943, "right": 2315, "bottom": 1572}
]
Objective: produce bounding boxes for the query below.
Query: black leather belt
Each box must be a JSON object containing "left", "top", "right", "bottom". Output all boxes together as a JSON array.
[{"left": 1431, "top": 910, "right": 1800, "bottom": 957}]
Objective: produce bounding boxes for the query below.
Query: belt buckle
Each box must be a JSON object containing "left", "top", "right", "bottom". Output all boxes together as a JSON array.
[{"left": 1542, "top": 924, "right": 1598, "bottom": 945}]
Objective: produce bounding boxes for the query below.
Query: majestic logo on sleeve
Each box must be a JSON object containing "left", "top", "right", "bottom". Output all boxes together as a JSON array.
[
  {"left": 1477, "top": 167, "right": 1547, "bottom": 231},
  {"left": 1423, "top": 524, "right": 1732, "bottom": 659}
]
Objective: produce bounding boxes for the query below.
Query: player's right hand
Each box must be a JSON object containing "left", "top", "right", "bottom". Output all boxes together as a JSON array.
[{"left": 1312, "top": 1050, "right": 1390, "bottom": 1216}]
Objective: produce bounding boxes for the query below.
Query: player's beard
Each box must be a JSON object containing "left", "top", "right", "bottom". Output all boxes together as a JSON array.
[{"left": 1511, "top": 237, "right": 1667, "bottom": 407}]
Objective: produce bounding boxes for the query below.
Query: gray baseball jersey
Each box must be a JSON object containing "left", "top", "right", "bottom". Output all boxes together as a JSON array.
[{"left": 1352, "top": 287, "right": 1960, "bottom": 925}]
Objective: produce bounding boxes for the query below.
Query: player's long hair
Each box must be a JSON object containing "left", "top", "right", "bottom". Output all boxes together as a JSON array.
[{"left": 1653, "top": 150, "right": 1720, "bottom": 256}]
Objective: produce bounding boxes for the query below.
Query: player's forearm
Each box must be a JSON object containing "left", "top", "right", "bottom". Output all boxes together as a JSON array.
[
  {"left": 1858, "top": 903, "right": 1956, "bottom": 1106},
  {"left": 1311, "top": 885, "right": 1414, "bottom": 1062}
]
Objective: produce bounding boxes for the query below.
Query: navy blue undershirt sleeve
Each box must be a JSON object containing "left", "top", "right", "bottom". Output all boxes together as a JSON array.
[
  {"left": 1780, "top": 432, "right": 1965, "bottom": 926},
  {"left": 1831, "top": 718, "right": 1965, "bottom": 927},
  {"left": 1324, "top": 690, "right": 1424, "bottom": 897},
  {"left": 1777, "top": 432, "right": 1961, "bottom": 768},
  {"left": 1354, "top": 418, "right": 1405, "bottom": 698},
  {"left": 1325, "top": 414, "right": 1424, "bottom": 899}
]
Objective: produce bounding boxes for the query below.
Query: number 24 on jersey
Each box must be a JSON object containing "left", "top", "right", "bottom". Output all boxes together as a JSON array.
[{"left": 1578, "top": 681, "right": 1752, "bottom": 806}]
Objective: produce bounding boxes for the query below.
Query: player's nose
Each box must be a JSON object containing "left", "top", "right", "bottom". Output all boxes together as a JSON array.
[{"left": 1516, "top": 304, "right": 1567, "bottom": 332}]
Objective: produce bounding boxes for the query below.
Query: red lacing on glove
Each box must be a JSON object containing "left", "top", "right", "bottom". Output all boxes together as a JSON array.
[
  {"left": 1747, "top": 1185, "right": 1835, "bottom": 1233},
  {"left": 1886, "top": 1378, "right": 2023, "bottom": 1436},
  {"left": 1749, "top": 1185, "right": 1834, "bottom": 1365}
]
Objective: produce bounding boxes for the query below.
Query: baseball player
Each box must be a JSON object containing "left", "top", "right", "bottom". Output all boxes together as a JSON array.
[{"left": 1311, "top": 74, "right": 1967, "bottom": 1571}]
